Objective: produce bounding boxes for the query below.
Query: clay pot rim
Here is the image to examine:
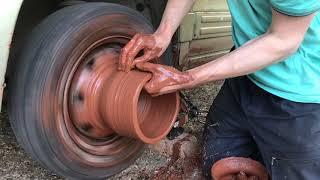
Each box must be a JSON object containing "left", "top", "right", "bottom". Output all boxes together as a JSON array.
[{"left": 131, "top": 75, "right": 180, "bottom": 144}]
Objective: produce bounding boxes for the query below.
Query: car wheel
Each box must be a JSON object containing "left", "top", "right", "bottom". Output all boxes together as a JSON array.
[{"left": 8, "top": 3, "right": 158, "bottom": 179}]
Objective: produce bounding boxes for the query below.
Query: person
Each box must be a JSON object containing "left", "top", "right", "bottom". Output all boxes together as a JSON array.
[{"left": 119, "top": 0, "right": 320, "bottom": 179}]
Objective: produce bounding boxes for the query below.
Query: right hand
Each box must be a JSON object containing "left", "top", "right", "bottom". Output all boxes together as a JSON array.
[
  {"left": 136, "top": 62, "right": 194, "bottom": 96},
  {"left": 119, "top": 33, "right": 170, "bottom": 72}
]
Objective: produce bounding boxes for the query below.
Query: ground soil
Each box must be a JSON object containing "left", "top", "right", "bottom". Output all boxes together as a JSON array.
[{"left": 0, "top": 82, "right": 222, "bottom": 180}]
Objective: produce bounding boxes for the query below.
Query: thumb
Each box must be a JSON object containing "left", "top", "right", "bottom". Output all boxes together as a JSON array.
[
  {"left": 132, "top": 51, "right": 153, "bottom": 66},
  {"left": 136, "top": 62, "right": 156, "bottom": 73},
  {"left": 144, "top": 81, "right": 162, "bottom": 96}
]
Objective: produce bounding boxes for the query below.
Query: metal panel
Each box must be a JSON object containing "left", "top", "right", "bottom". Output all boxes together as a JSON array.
[
  {"left": 201, "top": 14, "right": 231, "bottom": 23},
  {"left": 183, "top": 6, "right": 232, "bottom": 65},
  {"left": 0, "top": 0, "right": 24, "bottom": 110},
  {"left": 178, "top": 42, "right": 190, "bottom": 66},
  {"left": 179, "top": 13, "right": 196, "bottom": 43},
  {"left": 189, "top": 50, "right": 230, "bottom": 66},
  {"left": 192, "top": 0, "right": 229, "bottom": 12},
  {"left": 188, "top": 35, "right": 233, "bottom": 65},
  {"left": 189, "top": 36, "right": 233, "bottom": 56},
  {"left": 194, "top": 12, "right": 231, "bottom": 39}
]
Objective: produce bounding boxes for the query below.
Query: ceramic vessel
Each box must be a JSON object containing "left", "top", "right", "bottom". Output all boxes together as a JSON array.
[{"left": 69, "top": 48, "right": 179, "bottom": 144}]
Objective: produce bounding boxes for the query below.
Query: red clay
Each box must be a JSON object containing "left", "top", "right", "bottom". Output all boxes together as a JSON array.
[
  {"left": 119, "top": 33, "right": 162, "bottom": 72},
  {"left": 135, "top": 62, "right": 194, "bottom": 95},
  {"left": 68, "top": 47, "right": 179, "bottom": 144},
  {"left": 211, "top": 157, "right": 268, "bottom": 180}
]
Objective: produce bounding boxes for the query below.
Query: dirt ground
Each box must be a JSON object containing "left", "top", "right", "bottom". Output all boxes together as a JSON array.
[{"left": 0, "top": 82, "right": 222, "bottom": 180}]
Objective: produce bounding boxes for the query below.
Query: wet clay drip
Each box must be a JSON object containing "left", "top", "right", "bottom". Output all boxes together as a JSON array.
[
  {"left": 151, "top": 135, "right": 203, "bottom": 180},
  {"left": 211, "top": 157, "right": 268, "bottom": 180},
  {"left": 68, "top": 47, "right": 180, "bottom": 144}
]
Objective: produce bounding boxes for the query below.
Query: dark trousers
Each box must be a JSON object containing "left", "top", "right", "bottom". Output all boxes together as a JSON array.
[{"left": 202, "top": 76, "right": 320, "bottom": 180}]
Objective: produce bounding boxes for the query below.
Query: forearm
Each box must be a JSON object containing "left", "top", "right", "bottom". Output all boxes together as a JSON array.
[
  {"left": 155, "top": 0, "right": 196, "bottom": 39},
  {"left": 186, "top": 33, "right": 298, "bottom": 87},
  {"left": 184, "top": 9, "right": 315, "bottom": 88}
]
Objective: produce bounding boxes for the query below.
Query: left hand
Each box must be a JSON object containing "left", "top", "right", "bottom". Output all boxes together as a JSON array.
[
  {"left": 136, "top": 63, "right": 194, "bottom": 96},
  {"left": 119, "top": 33, "right": 170, "bottom": 72}
]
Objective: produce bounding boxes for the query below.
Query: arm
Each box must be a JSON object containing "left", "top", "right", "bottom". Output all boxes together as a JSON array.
[
  {"left": 154, "top": 0, "right": 197, "bottom": 46},
  {"left": 137, "top": 10, "right": 316, "bottom": 95},
  {"left": 186, "top": 10, "right": 315, "bottom": 87},
  {"left": 119, "top": 0, "right": 196, "bottom": 71}
]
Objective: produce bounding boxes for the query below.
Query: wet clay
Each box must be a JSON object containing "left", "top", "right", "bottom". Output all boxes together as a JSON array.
[
  {"left": 211, "top": 157, "right": 268, "bottom": 180},
  {"left": 151, "top": 135, "right": 204, "bottom": 180},
  {"left": 136, "top": 62, "right": 193, "bottom": 95},
  {"left": 119, "top": 33, "right": 162, "bottom": 72},
  {"left": 68, "top": 47, "right": 180, "bottom": 144}
]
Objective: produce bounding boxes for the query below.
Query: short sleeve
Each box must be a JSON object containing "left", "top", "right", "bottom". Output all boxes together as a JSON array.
[{"left": 270, "top": 0, "right": 320, "bottom": 16}]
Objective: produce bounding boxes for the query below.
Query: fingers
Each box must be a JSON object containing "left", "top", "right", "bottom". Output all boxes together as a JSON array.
[
  {"left": 144, "top": 82, "right": 156, "bottom": 94},
  {"left": 136, "top": 62, "right": 184, "bottom": 96},
  {"left": 143, "top": 81, "right": 165, "bottom": 97},
  {"left": 119, "top": 35, "right": 136, "bottom": 71},
  {"left": 144, "top": 84, "right": 181, "bottom": 97},
  {"left": 124, "top": 38, "right": 145, "bottom": 72},
  {"left": 119, "top": 33, "right": 159, "bottom": 72},
  {"left": 119, "top": 34, "right": 141, "bottom": 71},
  {"left": 136, "top": 63, "right": 159, "bottom": 95},
  {"left": 131, "top": 51, "right": 153, "bottom": 68},
  {"left": 153, "top": 47, "right": 163, "bottom": 58},
  {"left": 135, "top": 62, "right": 157, "bottom": 73}
]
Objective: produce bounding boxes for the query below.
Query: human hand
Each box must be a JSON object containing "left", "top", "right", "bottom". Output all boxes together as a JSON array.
[
  {"left": 136, "top": 62, "right": 194, "bottom": 96},
  {"left": 119, "top": 33, "right": 170, "bottom": 72}
]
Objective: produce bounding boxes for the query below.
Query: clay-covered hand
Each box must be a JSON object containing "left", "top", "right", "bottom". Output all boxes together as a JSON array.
[
  {"left": 136, "top": 62, "right": 194, "bottom": 96},
  {"left": 119, "top": 33, "right": 170, "bottom": 72}
]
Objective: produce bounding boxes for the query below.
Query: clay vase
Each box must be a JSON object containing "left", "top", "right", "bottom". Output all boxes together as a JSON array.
[
  {"left": 70, "top": 47, "right": 180, "bottom": 144},
  {"left": 101, "top": 63, "right": 179, "bottom": 144},
  {"left": 69, "top": 48, "right": 180, "bottom": 144}
]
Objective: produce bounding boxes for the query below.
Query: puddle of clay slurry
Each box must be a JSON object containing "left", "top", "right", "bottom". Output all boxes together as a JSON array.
[{"left": 150, "top": 135, "right": 204, "bottom": 180}]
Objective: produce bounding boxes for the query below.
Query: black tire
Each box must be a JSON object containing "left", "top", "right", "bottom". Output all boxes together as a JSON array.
[{"left": 8, "top": 3, "right": 156, "bottom": 179}]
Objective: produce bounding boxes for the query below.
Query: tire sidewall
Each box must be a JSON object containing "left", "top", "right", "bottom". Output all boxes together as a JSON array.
[{"left": 16, "top": 3, "right": 153, "bottom": 179}]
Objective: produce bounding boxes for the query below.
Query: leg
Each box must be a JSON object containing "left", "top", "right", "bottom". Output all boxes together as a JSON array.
[
  {"left": 242, "top": 78, "right": 320, "bottom": 180},
  {"left": 202, "top": 78, "right": 262, "bottom": 179}
]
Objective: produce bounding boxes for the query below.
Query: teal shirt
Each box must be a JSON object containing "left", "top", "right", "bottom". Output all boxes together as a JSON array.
[{"left": 227, "top": 0, "right": 320, "bottom": 103}]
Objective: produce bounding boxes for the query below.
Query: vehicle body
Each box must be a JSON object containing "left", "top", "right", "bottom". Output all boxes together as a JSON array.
[{"left": 0, "top": 0, "right": 232, "bottom": 178}]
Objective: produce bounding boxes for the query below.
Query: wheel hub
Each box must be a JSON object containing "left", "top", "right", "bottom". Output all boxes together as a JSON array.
[{"left": 68, "top": 47, "right": 119, "bottom": 139}]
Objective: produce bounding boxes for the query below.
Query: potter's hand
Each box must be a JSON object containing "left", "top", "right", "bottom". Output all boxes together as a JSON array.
[
  {"left": 119, "top": 33, "right": 170, "bottom": 72},
  {"left": 136, "top": 63, "right": 194, "bottom": 96}
]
